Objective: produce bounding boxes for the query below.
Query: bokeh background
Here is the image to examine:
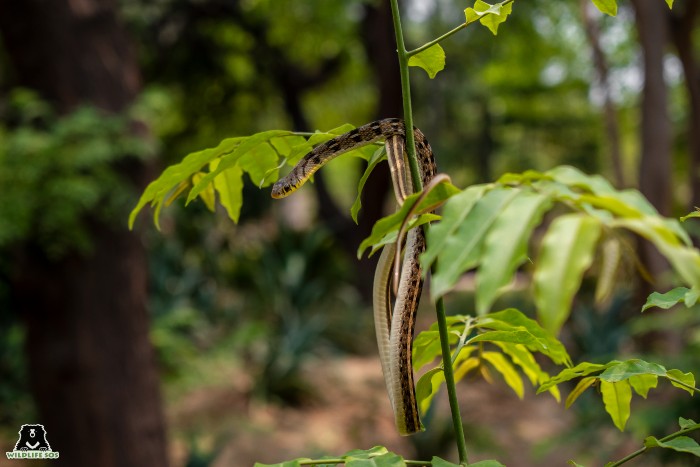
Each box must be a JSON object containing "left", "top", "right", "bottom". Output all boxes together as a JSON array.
[{"left": 1, "top": 0, "right": 699, "bottom": 466}]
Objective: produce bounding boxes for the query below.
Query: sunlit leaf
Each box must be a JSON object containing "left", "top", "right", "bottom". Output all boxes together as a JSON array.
[
  {"left": 666, "top": 369, "right": 696, "bottom": 396},
  {"left": 483, "top": 351, "right": 524, "bottom": 398},
  {"left": 629, "top": 374, "right": 658, "bottom": 399},
  {"left": 534, "top": 214, "right": 601, "bottom": 334},
  {"left": 566, "top": 377, "right": 597, "bottom": 408},
  {"left": 600, "top": 380, "right": 632, "bottom": 431},
  {"left": 430, "top": 187, "right": 521, "bottom": 299},
  {"left": 192, "top": 172, "right": 215, "bottom": 211},
  {"left": 129, "top": 136, "right": 244, "bottom": 228},
  {"left": 214, "top": 165, "right": 244, "bottom": 223},
  {"left": 476, "top": 190, "right": 552, "bottom": 314},
  {"left": 422, "top": 184, "right": 489, "bottom": 266},
  {"left": 591, "top": 0, "right": 618, "bottom": 16},
  {"left": 595, "top": 237, "right": 621, "bottom": 305},
  {"left": 187, "top": 130, "right": 291, "bottom": 203},
  {"left": 239, "top": 142, "right": 278, "bottom": 187},
  {"left": 345, "top": 452, "right": 404, "bottom": 467},
  {"left": 408, "top": 44, "right": 446, "bottom": 79},
  {"left": 465, "top": 0, "right": 514, "bottom": 35},
  {"left": 613, "top": 217, "right": 700, "bottom": 287},
  {"left": 478, "top": 308, "right": 571, "bottom": 366}
]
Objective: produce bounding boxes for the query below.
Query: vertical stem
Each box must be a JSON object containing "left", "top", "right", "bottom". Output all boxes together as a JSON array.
[
  {"left": 435, "top": 294, "right": 470, "bottom": 465},
  {"left": 389, "top": 1, "right": 469, "bottom": 465},
  {"left": 389, "top": 0, "right": 423, "bottom": 192}
]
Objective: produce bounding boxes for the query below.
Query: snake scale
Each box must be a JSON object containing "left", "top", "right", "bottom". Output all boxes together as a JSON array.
[{"left": 271, "top": 118, "right": 436, "bottom": 435}]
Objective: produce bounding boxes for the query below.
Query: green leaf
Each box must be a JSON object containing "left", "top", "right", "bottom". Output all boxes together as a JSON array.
[
  {"left": 408, "top": 44, "right": 446, "bottom": 79},
  {"left": 613, "top": 217, "right": 700, "bottom": 287},
  {"left": 591, "top": 0, "right": 618, "bottom": 16},
  {"left": 468, "top": 461, "right": 507, "bottom": 467},
  {"left": 680, "top": 208, "right": 700, "bottom": 222},
  {"left": 476, "top": 190, "right": 552, "bottom": 314},
  {"left": 358, "top": 181, "right": 460, "bottom": 258},
  {"left": 129, "top": 136, "right": 244, "bottom": 229},
  {"left": 415, "top": 367, "right": 445, "bottom": 415},
  {"left": 628, "top": 374, "right": 658, "bottom": 399},
  {"left": 430, "top": 457, "right": 461, "bottom": 467},
  {"left": 568, "top": 462, "right": 586, "bottom": 467},
  {"left": 566, "top": 377, "right": 597, "bottom": 408},
  {"left": 192, "top": 172, "right": 215, "bottom": 211},
  {"left": 599, "top": 359, "right": 667, "bottom": 382},
  {"left": 187, "top": 130, "right": 291, "bottom": 203},
  {"left": 494, "top": 342, "right": 560, "bottom": 400},
  {"left": 422, "top": 184, "right": 489, "bottom": 267},
  {"left": 465, "top": 1, "right": 514, "bottom": 35},
  {"left": 665, "top": 0, "right": 674, "bottom": 9},
  {"left": 253, "top": 461, "right": 301, "bottom": 467},
  {"left": 342, "top": 447, "right": 388, "bottom": 459},
  {"left": 478, "top": 308, "right": 571, "bottom": 366},
  {"left": 644, "top": 436, "right": 700, "bottom": 457},
  {"left": 430, "top": 187, "right": 521, "bottom": 299},
  {"left": 239, "top": 142, "right": 278, "bottom": 187},
  {"left": 482, "top": 351, "right": 524, "bottom": 398},
  {"left": 600, "top": 380, "right": 632, "bottom": 431},
  {"left": 538, "top": 361, "right": 614, "bottom": 394},
  {"left": 214, "top": 165, "right": 244, "bottom": 223},
  {"left": 642, "top": 287, "right": 691, "bottom": 312},
  {"left": 345, "top": 452, "right": 404, "bottom": 467},
  {"left": 665, "top": 369, "right": 696, "bottom": 396},
  {"left": 534, "top": 214, "right": 602, "bottom": 335},
  {"left": 679, "top": 417, "right": 699, "bottom": 429},
  {"left": 351, "top": 147, "right": 386, "bottom": 223}
]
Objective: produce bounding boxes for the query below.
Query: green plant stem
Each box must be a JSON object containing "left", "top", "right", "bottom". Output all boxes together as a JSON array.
[
  {"left": 407, "top": 22, "right": 469, "bottom": 58},
  {"left": 435, "top": 294, "right": 470, "bottom": 466},
  {"left": 389, "top": 0, "right": 422, "bottom": 192},
  {"left": 407, "top": 0, "right": 515, "bottom": 57},
  {"left": 606, "top": 424, "right": 700, "bottom": 467},
  {"left": 390, "top": 1, "right": 469, "bottom": 465}
]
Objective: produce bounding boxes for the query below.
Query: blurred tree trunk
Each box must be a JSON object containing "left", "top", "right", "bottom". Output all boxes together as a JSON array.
[
  {"left": 0, "top": 1, "right": 168, "bottom": 466},
  {"left": 669, "top": 0, "right": 700, "bottom": 212},
  {"left": 631, "top": 0, "right": 672, "bottom": 281},
  {"left": 580, "top": 0, "right": 625, "bottom": 188}
]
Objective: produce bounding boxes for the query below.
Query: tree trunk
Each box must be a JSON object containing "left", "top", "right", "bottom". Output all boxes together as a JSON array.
[
  {"left": 580, "top": 0, "right": 625, "bottom": 188},
  {"left": 631, "top": 0, "right": 672, "bottom": 281},
  {"left": 668, "top": 0, "right": 700, "bottom": 212},
  {"left": 0, "top": 0, "right": 168, "bottom": 466}
]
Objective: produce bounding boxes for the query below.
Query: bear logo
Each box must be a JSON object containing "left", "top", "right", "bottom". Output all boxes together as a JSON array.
[{"left": 13, "top": 424, "right": 52, "bottom": 452}]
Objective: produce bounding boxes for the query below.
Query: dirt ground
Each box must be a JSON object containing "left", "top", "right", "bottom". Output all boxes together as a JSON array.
[{"left": 167, "top": 355, "right": 580, "bottom": 467}]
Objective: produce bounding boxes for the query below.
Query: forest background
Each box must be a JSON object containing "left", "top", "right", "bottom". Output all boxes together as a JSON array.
[{"left": 0, "top": 0, "right": 699, "bottom": 466}]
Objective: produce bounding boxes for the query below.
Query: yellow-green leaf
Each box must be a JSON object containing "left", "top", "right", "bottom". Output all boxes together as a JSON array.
[
  {"left": 534, "top": 214, "right": 602, "bottom": 335},
  {"left": 629, "top": 374, "right": 658, "bottom": 399},
  {"left": 408, "top": 44, "right": 446, "bottom": 79},
  {"left": 214, "top": 165, "right": 244, "bottom": 223},
  {"left": 482, "top": 351, "right": 524, "bottom": 399},
  {"left": 600, "top": 380, "right": 632, "bottom": 431},
  {"left": 666, "top": 369, "right": 696, "bottom": 396},
  {"left": 566, "top": 376, "right": 597, "bottom": 408},
  {"left": 591, "top": 0, "right": 618, "bottom": 16}
]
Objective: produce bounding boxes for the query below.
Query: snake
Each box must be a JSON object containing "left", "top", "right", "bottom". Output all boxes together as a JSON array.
[{"left": 271, "top": 118, "right": 436, "bottom": 435}]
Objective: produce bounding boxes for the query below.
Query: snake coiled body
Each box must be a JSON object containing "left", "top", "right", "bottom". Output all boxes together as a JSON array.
[{"left": 271, "top": 118, "right": 436, "bottom": 435}]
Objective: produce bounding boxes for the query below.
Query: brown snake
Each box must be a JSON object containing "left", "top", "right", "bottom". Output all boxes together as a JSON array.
[{"left": 271, "top": 118, "right": 436, "bottom": 435}]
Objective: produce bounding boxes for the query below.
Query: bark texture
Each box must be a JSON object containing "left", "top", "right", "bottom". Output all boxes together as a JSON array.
[{"left": 0, "top": 0, "right": 168, "bottom": 465}]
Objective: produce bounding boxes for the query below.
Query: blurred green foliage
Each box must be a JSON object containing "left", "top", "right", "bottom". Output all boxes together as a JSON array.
[{"left": 0, "top": 89, "right": 156, "bottom": 258}]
